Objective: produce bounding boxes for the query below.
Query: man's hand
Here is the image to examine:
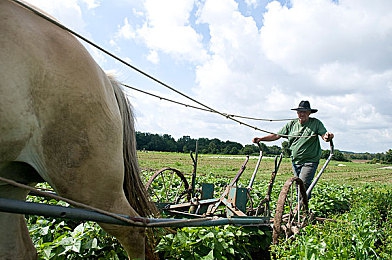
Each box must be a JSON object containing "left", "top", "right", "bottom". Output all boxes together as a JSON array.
[
  {"left": 252, "top": 137, "right": 260, "bottom": 143},
  {"left": 323, "top": 132, "right": 334, "bottom": 142}
]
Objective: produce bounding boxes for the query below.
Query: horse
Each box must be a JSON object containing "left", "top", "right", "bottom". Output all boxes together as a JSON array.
[{"left": 0, "top": 1, "right": 157, "bottom": 259}]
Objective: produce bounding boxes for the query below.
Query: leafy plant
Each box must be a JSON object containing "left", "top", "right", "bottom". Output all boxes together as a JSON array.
[
  {"left": 26, "top": 194, "right": 127, "bottom": 260},
  {"left": 155, "top": 225, "right": 270, "bottom": 260},
  {"left": 271, "top": 186, "right": 392, "bottom": 259},
  {"left": 308, "top": 183, "right": 353, "bottom": 216},
  {"left": 29, "top": 218, "right": 126, "bottom": 259}
]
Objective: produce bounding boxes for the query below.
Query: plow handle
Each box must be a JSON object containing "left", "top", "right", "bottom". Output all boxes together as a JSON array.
[
  {"left": 247, "top": 143, "right": 263, "bottom": 190},
  {"left": 190, "top": 140, "right": 199, "bottom": 197},
  {"left": 306, "top": 140, "right": 334, "bottom": 198}
]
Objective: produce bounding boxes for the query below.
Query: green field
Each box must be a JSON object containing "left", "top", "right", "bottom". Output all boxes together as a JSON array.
[
  {"left": 138, "top": 151, "right": 392, "bottom": 187},
  {"left": 27, "top": 151, "right": 392, "bottom": 259},
  {"left": 138, "top": 151, "right": 392, "bottom": 260}
]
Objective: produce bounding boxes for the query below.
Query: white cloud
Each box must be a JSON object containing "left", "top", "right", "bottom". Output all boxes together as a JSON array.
[
  {"left": 147, "top": 50, "right": 160, "bottom": 64},
  {"left": 116, "top": 17, "right": 136, "bottom": 40},
  {"left": 20, "top": 0, "right": 392, "bottom": 153},
  {"left": 132, "top": 0, "right": 209, "bottom": 63},
  {"left": 261, "top": 0, "right": 392, "bottom": 73},
  {"left": 81, "top": 0, "right": 100, "bottom": 9},
  {"left": 194, "top": 0, "right": 267, "bottom": 107}
]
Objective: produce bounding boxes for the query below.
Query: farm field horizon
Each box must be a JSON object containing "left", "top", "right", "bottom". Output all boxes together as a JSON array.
[{"left": 138, "top": 150, "right": 392, "bottom": 188}]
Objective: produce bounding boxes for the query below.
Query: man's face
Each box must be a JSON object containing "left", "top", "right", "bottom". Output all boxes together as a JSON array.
[{"left": 297, "top": 110, "right": 311, "bottom": 124}]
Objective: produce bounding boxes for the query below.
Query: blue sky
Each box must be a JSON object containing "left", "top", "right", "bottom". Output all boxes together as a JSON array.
[{"left": 22, "top": 0, "right": 392, "bottom": 153}]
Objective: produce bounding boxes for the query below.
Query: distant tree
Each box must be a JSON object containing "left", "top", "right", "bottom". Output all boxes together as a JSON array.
[
  {"left": 161, "top": 134, "right": 177, "bottom": 152},
  {"left": 208, "top": 141, "right": 218, "bottom": 154},
  {"left": 229, "top": 147, "right": 239, "bottom": 155},
  {"left": 333, "top": 150, "right": 348, "bottom": 162},
  {"left": 258, "top": 142, "right": 268, "bottom": 154},
  {"left": 385, "top": 149, "right": 392, "bottom": 164},
  {"left": 322, "top": 149, "right": 348, "bottom": 162},
  {"left": 223, "top": 141, "right": 242, "bottom": 155},
  {"left": 135, "top": 132, "right": 149, "bottom": 150},
  {"left": 268, "top": 145, "right": 282, "bottom": 155},
  {"left": 147, "top": 134, "right": 166, "bottom": 151},
  {"left": 242, "top": 144, "right": 257, "bottom": 155},
  {"left": 193, "top": 138, "right": 206, "bottom": 153},
  {"left": 177, "top": 136, "right": 193, "bottom": 153}
]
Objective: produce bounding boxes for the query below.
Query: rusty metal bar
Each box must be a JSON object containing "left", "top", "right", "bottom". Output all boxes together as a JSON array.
[{"left": 0, "top": 198, "right": 271, "bottom": 228}]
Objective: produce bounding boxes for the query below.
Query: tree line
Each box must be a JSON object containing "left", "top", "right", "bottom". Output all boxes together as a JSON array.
[
  {"left": 135, "top": 132, "right": 362, "bottom": 162},
  {"left": 136, "top": 132, "right": 273, "bottom": 155},
  {"left": 343, "top": 150, "right": 392, "bottom": 164},
  {"left": 136, "top": 132, "right": 392, "bottom": 163}
]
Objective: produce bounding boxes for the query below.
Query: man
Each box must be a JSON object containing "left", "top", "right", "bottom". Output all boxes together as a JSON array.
[{"left": 252, "top": 101, "right": 334, "bottom": 197}]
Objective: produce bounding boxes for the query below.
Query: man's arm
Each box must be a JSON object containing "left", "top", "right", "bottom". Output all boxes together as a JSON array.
[{"left": 252, "top": 134, "right": 281, "bottom": 143}]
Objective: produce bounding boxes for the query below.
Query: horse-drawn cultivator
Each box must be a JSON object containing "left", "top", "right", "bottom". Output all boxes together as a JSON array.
[
  {"left": 145, "top": 141, "right": 334, "bottom": 243},
  {"left": 0, "top": 141, "right": 333, "bottom": 244}
]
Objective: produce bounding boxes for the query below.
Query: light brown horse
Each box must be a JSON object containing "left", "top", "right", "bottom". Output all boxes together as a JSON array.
[{"left": 0, "top": 1, "right": 156, "bottom": 259}]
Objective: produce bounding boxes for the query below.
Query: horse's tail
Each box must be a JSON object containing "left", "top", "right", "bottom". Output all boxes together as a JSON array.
[{"left": 109, "top": 75, "right": 158, "bottom": 217}]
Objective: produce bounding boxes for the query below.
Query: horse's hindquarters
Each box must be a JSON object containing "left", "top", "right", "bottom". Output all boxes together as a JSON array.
[{"left": 0, "top": 1, "right": 150, "bottom": 258}]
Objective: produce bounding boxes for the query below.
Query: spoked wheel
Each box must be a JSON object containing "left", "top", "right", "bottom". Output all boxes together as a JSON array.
[
  {"left": 145, "top": 167, "right": 191, "bottom": 204},
  {"left": 272, "top": 177, "right": 309, "bottom": 244}
]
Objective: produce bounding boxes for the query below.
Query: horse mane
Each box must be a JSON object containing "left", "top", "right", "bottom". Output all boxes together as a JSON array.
[{"left": 108, "top": 75, "right": 158, "bottom": 218}]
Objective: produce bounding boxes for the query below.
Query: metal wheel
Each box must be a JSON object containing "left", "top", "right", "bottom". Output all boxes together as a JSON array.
[
  {"left": 272, "top": 177, "right": 309, "bottom": 244},
  {"left": 145, "top": 167, "right": 191, "bottom": 204}
]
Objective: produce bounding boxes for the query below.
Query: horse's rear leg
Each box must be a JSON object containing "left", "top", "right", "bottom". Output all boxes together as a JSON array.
[
  {"left": 0, "top": 163, "right": 42, "bottom": 259},
  {"left": 97, "top": 198, "right": 146, "bottom": 259},
  {"left": 0, "top": 184, "right": 37, "bottom": 260},
  {"left": 47, "top": 158, "right": 145, "bottom": 259},
  {"left": 100, "top": 224, "right": 145, "bottom": 259}
]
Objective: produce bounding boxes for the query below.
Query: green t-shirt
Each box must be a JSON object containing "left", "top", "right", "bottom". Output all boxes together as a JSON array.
[{"left": 278, "top": 117, "right": 327, "bottom": 164}]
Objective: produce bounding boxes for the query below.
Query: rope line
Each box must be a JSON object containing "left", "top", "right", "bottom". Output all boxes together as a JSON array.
[
  {"left": 11, "top": 0, "right": 313, "bottom": 138},
  {"left": 122, "top": 83, "right": 295, "bottom": 122}
]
